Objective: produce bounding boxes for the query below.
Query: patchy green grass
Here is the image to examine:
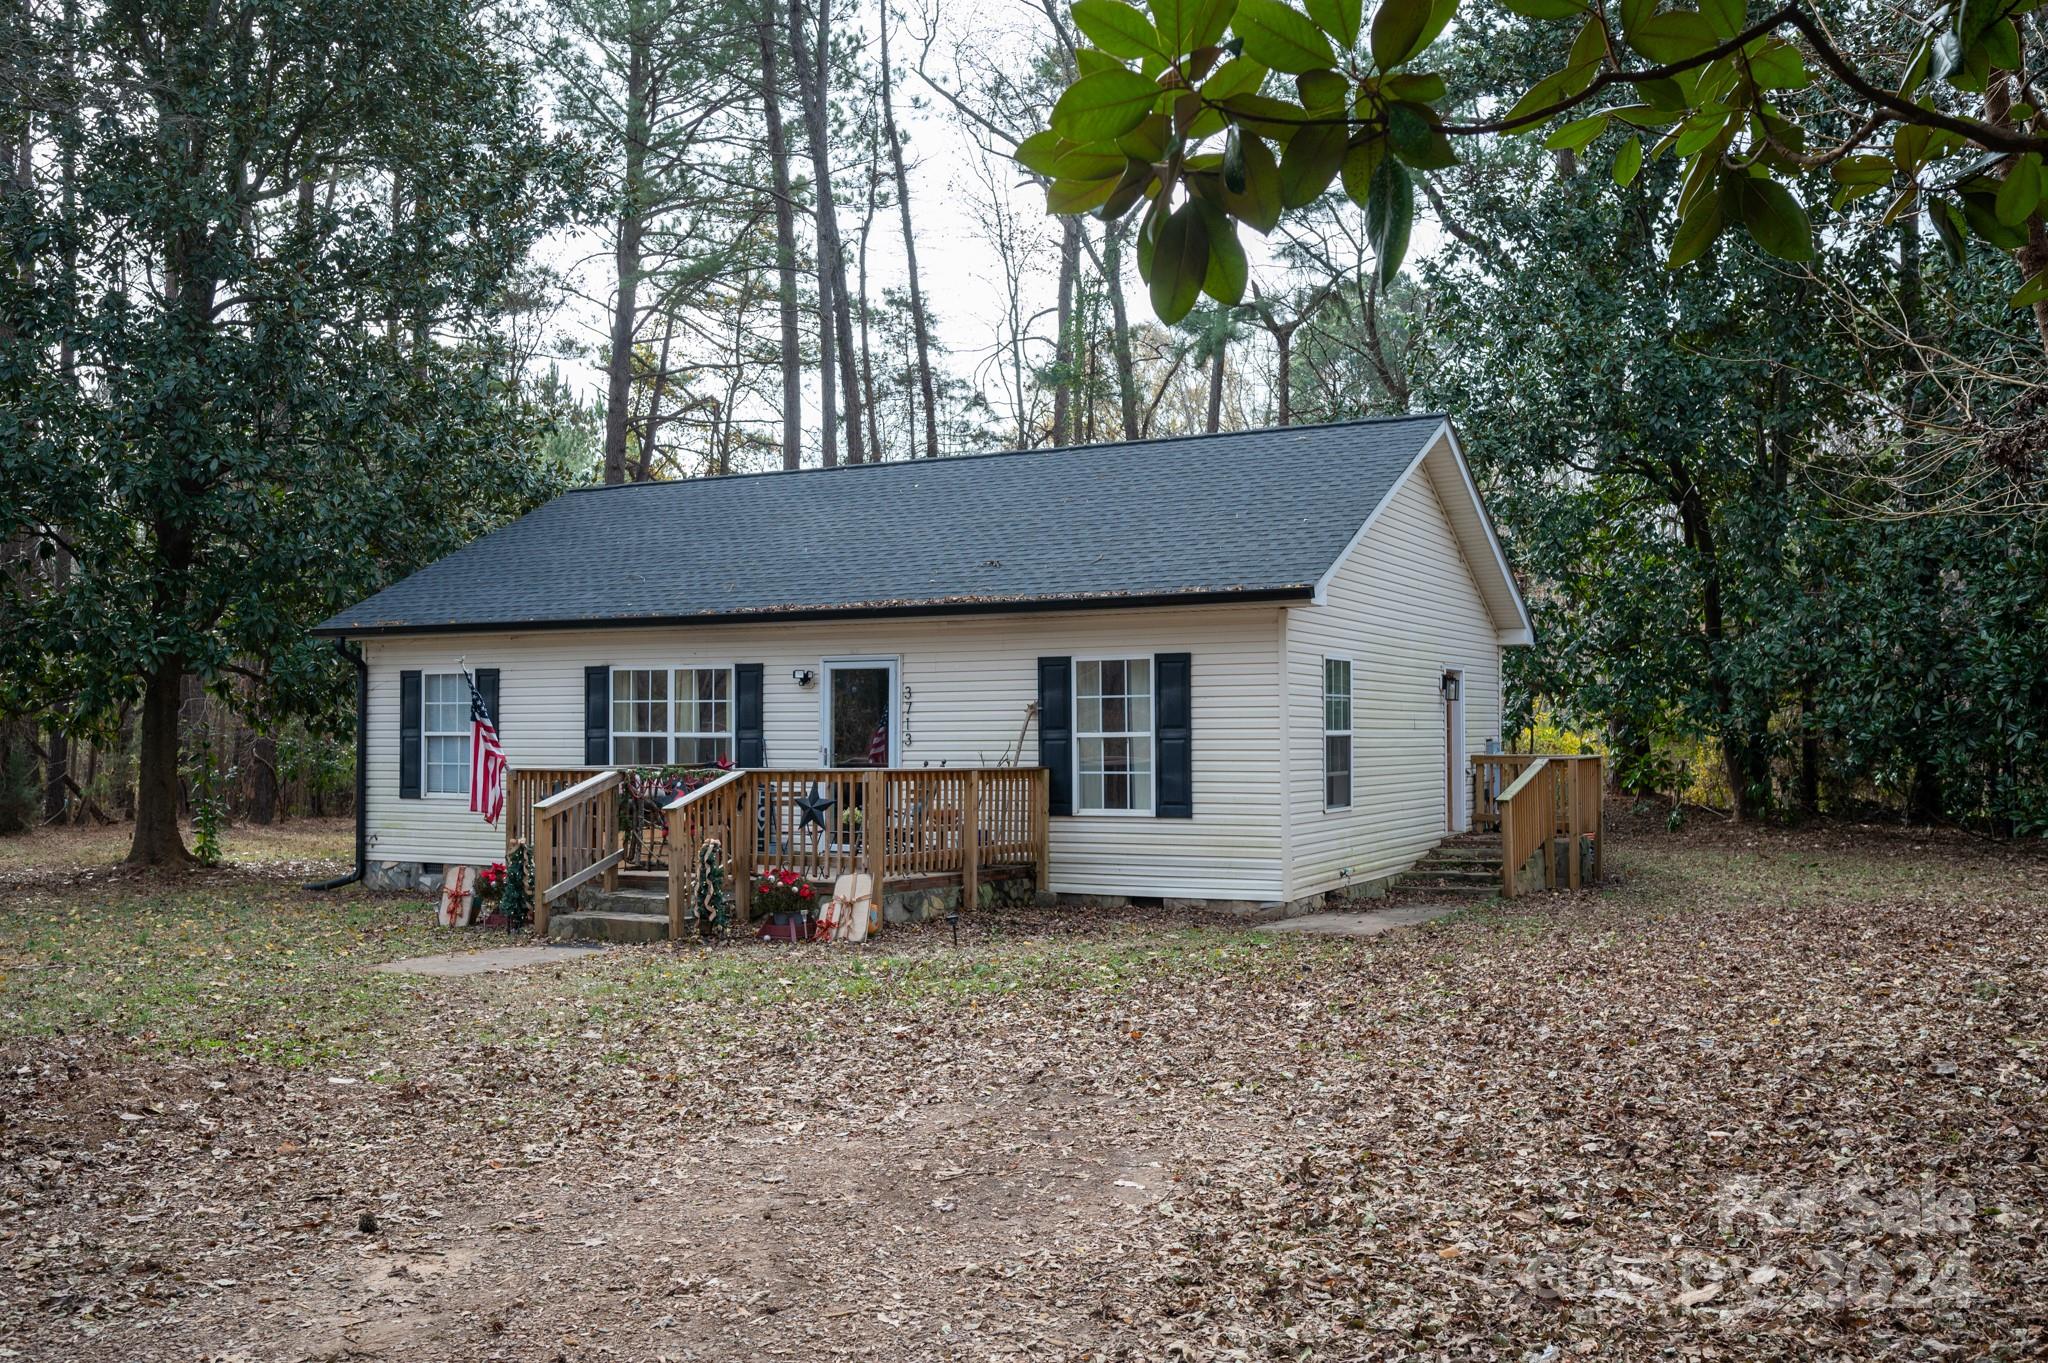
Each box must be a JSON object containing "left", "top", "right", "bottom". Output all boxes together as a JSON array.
[{"left": 0, "top": 882, "right": 443, "bottom": 1065}]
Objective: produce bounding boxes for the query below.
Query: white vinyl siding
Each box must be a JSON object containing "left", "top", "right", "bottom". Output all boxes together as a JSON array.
[
  {"left": 422, "top": 673, "right": 469, "bottom": 796},
  {"left": 1283, "top": 437, "right": 1506, "bottom": 900},
  {"left": 1323, "top": 657, "right": 1352, "bottom": 810},
  {"left": 1075, "top": 657, "right": 1153, "bottom": 814},
  {"left": 361, "top": 604, "right": 1287, "bottom": 901}
]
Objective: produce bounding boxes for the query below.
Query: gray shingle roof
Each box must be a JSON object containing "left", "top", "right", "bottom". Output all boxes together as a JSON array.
[{"left": 316, "top": 415, "right": 1449, "bottom": 636}]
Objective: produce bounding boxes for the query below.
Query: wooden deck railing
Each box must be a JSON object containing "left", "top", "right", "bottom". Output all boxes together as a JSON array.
[
  {"left": 665, "top": 766, "right": 1051, "bottom": 938},
  {"left": 528, "top": 770, "right": 626, "bottom": 933},
  {"left": 1472, "top": 753, "right": 1603, "bottom": 897}
]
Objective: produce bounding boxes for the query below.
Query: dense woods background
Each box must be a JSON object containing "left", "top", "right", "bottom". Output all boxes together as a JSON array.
[{"left": 2, "top": 0, "right": 2044, "bottom": 863}]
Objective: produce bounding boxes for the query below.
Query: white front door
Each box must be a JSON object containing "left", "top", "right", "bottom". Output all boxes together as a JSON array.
[{"left": 820, "top": 657, "right": 898, "bottom": 767}]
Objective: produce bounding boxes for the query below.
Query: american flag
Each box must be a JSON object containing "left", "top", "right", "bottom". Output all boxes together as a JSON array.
[{"left": 467, "top": 672, "right": 506, "bottom": 825}]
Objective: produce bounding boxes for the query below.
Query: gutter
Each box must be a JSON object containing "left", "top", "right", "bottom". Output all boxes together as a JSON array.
[
  {"left": 310, "top": 585, "right": 1317, "bottom": 640},
  {"left": 304, "top": 638, "right": 368, "bottom": 892}
]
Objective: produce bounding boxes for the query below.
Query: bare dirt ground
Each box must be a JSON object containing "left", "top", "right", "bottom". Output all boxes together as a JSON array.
[{"left": 1, "top": 812, "right": 2044, "bottom": 1361}]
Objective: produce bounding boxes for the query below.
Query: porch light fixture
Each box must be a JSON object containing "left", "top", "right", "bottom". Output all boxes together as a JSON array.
[
  {"left": 791, "top": 668, "right": 816, "bottom": 688},
  {"left": 1440, "top": 675, "right": 1461, "bottom": 703}
]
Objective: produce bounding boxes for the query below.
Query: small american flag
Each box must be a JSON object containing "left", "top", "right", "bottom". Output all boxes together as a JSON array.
[{"left": 467, "top": 671, "right": 506, "bottom": 825}]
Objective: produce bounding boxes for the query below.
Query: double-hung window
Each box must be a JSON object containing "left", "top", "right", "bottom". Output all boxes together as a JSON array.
[
  {"left": 1324, "top": 657, "right": 1353, "bottom": 810},
  {"left": 1075, "top": 657, "right": 1153, "bottom": 814},
  {"left": 423, "top": 672, "right": 471, "bottom": 796},
  {"left": 612, "top": 667, "right": 733, "bottom": 766}
]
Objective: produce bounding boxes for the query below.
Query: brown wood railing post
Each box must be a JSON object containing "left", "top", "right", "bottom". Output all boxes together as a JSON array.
[
  {"left": 666, "top": 805, "right": 684, "bottom": 940},
  {"left": 863, "top": 767, "right": 887, "bottom": 893},
  {"left": 1565, "top": 758, "right": 1583, "bottom": 890},
  {"left": 1498, "top": 797, "right": 1516, "bottom": 899},
  {"left": 602, "top": 788, "right": 619, "bottom": 892},
  {"left": 533, "top": 808, "right": 555, "bottom": 936},
  {"left": 961, "top": 768, "right": 981, "bottom": 913},
  {"left": 732, "top": 780, "right": 755, "bottom": 925},
  {"left": 1032, "top": 767, "right": 1050, "bottom": 894}
]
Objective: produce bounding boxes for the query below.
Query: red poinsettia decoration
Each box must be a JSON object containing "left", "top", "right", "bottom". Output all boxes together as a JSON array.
[
  {"left": 475, "top": 861, "right": 508, "bottom": 900},
  {"left": 753, "top": 866, "right": 815, "bottom": 916}
]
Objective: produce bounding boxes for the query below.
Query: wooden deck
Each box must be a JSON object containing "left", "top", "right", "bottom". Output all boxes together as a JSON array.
[
  {"left": 508, "top": 765, "right": 1050, "bottom": 938},
  {"left": 1471, "top": 753, "right": 1603, "bottom": 896}
]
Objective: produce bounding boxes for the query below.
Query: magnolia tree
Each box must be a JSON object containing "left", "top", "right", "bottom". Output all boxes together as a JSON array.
[{"left": 1019, "top": 0, "right": 2048, "bottom": 340}]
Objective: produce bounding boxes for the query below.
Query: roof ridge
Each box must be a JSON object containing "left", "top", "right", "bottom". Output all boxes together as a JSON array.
[{"left": 560, "top": 412, "right": 1451, "bottom": 494}]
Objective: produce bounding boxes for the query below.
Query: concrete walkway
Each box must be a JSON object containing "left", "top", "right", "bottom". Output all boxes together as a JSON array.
[
  {"left": 374, "top": 944, "right": 609, "bottom": 978},
  {"left": 1258, "top": 903, "right": 1466, "bottom": 937}
]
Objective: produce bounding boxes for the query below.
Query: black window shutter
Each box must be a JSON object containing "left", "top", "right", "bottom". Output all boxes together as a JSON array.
[
  {"left": 1155, "top": 652, "right": 1193, "bottom": 818},
  {"left": 733, "top": 663, "right": 764, "bottom": 767},
  {"left": 1037, "top": 656, "right": 1073, "bottom": 816},
  {"left": 398, "top": 670, "right": 422, "bottom": 799},
  {"left": 475, "top": 668, "right": 500, "bottom": 737},
  {"left": 584, "top": 665, "right": 611, "bottom": 765}
]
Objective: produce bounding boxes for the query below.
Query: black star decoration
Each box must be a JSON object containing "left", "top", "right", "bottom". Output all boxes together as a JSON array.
[{"left": 796, "top": 787, "right": 837, "bottom": 832}]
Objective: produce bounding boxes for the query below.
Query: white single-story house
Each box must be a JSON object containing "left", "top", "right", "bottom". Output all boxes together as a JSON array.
[{"left": 314, "top": 414, "right": 1531, "bottom": 913}]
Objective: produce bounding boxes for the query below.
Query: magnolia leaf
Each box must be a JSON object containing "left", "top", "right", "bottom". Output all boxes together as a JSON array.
[
  {"left": 1234, "top": 0, "right": 1337, "bottom": 72},
  {"left": 1981, "top": 17, "right": 2021, "bottom": 72},
  {"left": 1047, "top": 174, "right": 1124, "bottom": 213},
  {"left": 1052, "top": 69, "right": 1164, "bottom": 142},
  {"left": 1625, "top": 8, "right": 1718, "bottom": 63},
  {"left": 1280, "top": 120, "right": 1348, "bottom": 205},
  {"left": 1640, "top": 75, "right": 1689, "bottom": 109},
  {"left": 1202, "top": 55, "right": 1270, "bottom": 101},
  {"left": 1613, "top": 134, "right": 1644, "bottom": 185},
  {"left": 1340, "top": 136, "right": 1386, "bottom": 207},
  {"left": 1830, "top": 154, "right": 1893, "bottom": 186},
  {"left": 1365, "top": 152, "right": 1413, "bottom": 282},
  {"left": 1298, "top": 67, "right": 1350, "bottom": 109},
  {"left": 1220, "top": 91, "right": 1313, "bottom": 142},
  {"left": 1196, "top": 200, "right": 1250, "bottom": 302},
  {"left": 1370, "top": 0, "right": 1430, "bottom": 68},
  {"left": 2010, "top": 267, "right": 2048, "bottom": 309},
  {"left": 1383, "top": 70, "right": 1446, "bottom": 100},
  {"left": 1667, "top": 190, "right": 1723, "bottom": 266},
  {"left": 1118, "top": 112, "right": 1174, "bottom": 159},
  {"left": 1304, "top": 0, "right": 1363, "bottom": 48},
  {"left": 1962, "top": 190, "right": 2029, "bottom": 248},
  {"left": 1996, "top": 153, "right": 2042, "bottom": 226},
  {"left": 1150, "top": 199, "right": 1211, "bottom": 321},
  {"left": 1387, "top": 101, "right": 1455, "bottom": 167},
  {"left": 1927, "top": 196, "right": 1967, "bottom": 265},
  {"left": 1073, "top": 0, "right": 1166, "bottom": 59},
  {"left": 1016, "top": 130, "right": 1064, "bottom": 176},
  {"left": 1220, "top": 129, "right": 1285, "bottom": 230},
  {"left": 1747, "top": 43, "right": 1809, "bottom": 89},
  {"left": 1930, "top": 30, "right": 1962, "bottom": 82},
  {"left": 1545, "top": 113, "right": 1610, "bottom": 151},
  {"left": 1737, "top": 176, "right": 1814, "bottom": 260},
  {"left": 1699, "top": 0, "right": 1743, "bottom": 38}
]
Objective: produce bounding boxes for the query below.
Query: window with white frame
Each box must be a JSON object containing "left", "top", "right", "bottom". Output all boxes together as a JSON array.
[
  {"left": 612, "top": 667, "right": 733, "bottom": 766},
  {"left": 1075, "top": 657, "right": 1153, "bottom": 813},
  {"left": 672, "top": 667, "right": 732, "bottom": 765},
  {"left": 1324, "top": 657, "right": 1353, "bottom": 810},
  {"left": 423, "top": 672, "right": 471, "bottom": 796}
]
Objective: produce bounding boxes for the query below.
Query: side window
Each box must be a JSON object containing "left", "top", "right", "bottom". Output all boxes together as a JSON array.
[
  {"left": 1074, "top": 657, "right": 1154, "bottom": 813},
  {"left": 1324, "top": 657, "right": 1352, "bottom": 810},
  {"left": 423, "top": 672, "right": 471, "bottom": 795}
]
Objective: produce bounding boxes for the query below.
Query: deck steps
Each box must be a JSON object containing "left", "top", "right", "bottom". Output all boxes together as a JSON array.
[
  {"left": 1389, "top": 833, "right": 1505, "bottom": 901},
  {"left": 549, "top": 886, "right": 669, "bottom": 943}
]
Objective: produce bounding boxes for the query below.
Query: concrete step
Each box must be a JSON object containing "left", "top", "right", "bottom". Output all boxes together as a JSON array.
[
  {"left": 1398, "top": 867, "right": 1501, "bottom": 887},
  {"left": 1387, "top": 881, "right": 1499, "bottom": 903},
  {"left": 548, "top": 910, "right": 670, "bottom": 945},
  {"left": 1413, "top": 852, "right": 1503, "bottom": 872},
  {"left": 576, "top": 887, "right": 668, "bottom": 915}
]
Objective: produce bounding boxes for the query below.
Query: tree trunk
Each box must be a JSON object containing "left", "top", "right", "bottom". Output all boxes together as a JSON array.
[
  {"left": 1206, "top": 339, "right": 1225, "bottom": 434},
  {"left": 877, "top": 0, "right": 939, "bottom": 457},
  {"left": 250, "top": 730, "right": 278, "bottom": 825},
  {"left": 789, "top": 0, "right": 863, "bottom": 464},
  {"left": 857, "top": 126, "right": 883, "bottom": 461},
  {"left": 759, "top": 1, "right": 803, "bottom": 469},
  {"left": 1049, "top": 219, "right": 1079, "bottom": 446},
  {"left": 602, "top": 27, "right": 651, "bottom": 486},
  {"left": 1275, "top": 332, "right": 1292, "bottom": 426},
  {"left": 1102, "top": 221, "right": 1139, "bottom": 439},
  {"left": 129, "top": 658, "right": 191, "bottom": 865}
]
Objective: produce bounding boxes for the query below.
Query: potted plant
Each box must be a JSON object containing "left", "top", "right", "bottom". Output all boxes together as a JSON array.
[{"left": 752, "top": 866, "right": 817, "bottom": 940}]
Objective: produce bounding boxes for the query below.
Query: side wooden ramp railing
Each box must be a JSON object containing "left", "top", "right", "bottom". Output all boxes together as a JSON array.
[
  {"left": 665, "top": 766, "right": 1051, "bottom": 940},
  {"left": 1471, "top": 753, "right": 1603, "bottom": 898},
  {"left": 526, "top": 770, "right": 625, "bottom": 935}
]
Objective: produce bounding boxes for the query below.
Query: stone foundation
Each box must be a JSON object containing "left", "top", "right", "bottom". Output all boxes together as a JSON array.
[
  {"left": 365, "top": 859, "right": 455, "bottom": 893},
  {"left": 883, "top": 872, "right": 1038, "bottom": 924}
]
